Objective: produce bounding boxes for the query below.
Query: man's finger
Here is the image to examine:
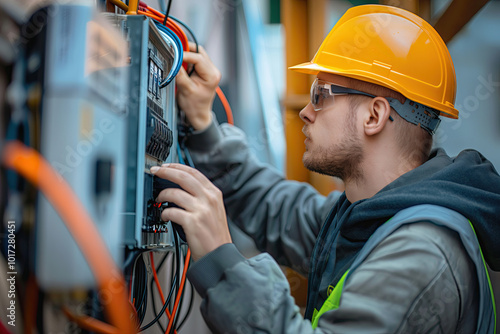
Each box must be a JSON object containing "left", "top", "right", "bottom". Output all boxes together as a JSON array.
[
  {"left": 197, "top": 45, "right": 209, "bottom": 57},
  {"left": 182, "top": 52, "right": 218, "bottom": 81},
  {"left": 188, "top": 41, "right": 198, "bottom": 52},
  {"left": 161, "top": 163, "right": 213, "bottom": 189},
  {"left": 182, "top": 51, "right": 204, "bottom": 64},
  {"left": 161, "top": 207, "right": 189, "bottom": 227},
  {"left": 156, "top": 187, "right": 195, "bottom": 212},
  {"left": 151, "top": 165, "right": 205, "bottom": 197}
]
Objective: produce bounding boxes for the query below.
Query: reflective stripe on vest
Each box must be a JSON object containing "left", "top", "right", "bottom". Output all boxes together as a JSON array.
[
  {"left": 310, "top": 205, "right": 496, "bottom": 333},
  {"left": 311, "top": 270, "right": 349, "bottom": 328}
]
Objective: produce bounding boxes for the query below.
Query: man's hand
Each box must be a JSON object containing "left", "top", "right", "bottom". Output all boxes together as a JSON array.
[
  {"left": 150, "top": 163, "right": 232, "bottom": 261},
  {"left": 176, "top": 44, "right": 221, "bottom": 131}
]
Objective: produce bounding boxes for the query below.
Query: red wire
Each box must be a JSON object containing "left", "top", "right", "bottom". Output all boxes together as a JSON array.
[
  {"left": 112, "top": 0, "right": 190, "bottom": 56},
  {"left": 165, "top": 248, "right": 191, "bottom": 334},
  {"left": 150, "top": 252, "right": 178, "bottom": 334},
  {"left": 216, "top": 86, "right": 234, "bottom": 125}
]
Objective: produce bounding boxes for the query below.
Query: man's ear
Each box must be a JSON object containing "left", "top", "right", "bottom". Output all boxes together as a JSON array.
[{"left": 363, "top": 97, "right": 392, "bottom": 136}]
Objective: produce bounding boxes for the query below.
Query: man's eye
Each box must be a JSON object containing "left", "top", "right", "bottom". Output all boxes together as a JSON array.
[{"left": 319, "top": 87, "right": 330, "bottom": 98}]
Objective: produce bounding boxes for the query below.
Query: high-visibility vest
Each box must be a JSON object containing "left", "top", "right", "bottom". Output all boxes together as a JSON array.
[{"left": 311, "top": 205, "right": 497, "bottom": 333}]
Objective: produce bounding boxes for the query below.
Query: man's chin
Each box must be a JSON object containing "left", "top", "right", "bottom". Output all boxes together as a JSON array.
[
  {"left": 302, "top": 154, "right": 321, "bottom": 174},
  {"left": 302, "top": 153, "right": 312, "bottom": 169}
]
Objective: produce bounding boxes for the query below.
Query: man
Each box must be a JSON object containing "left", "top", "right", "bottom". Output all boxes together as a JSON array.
[{"left": 150, "top": 5, "right": 500, "bottom": 333}]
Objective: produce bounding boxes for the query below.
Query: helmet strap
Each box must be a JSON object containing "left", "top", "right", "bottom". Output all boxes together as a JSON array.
[{"left": 386, "top": 98, "right": 441, "bottom": 135}]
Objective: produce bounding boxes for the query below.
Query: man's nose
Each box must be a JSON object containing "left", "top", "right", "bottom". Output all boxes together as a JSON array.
[{"left": 299, "top": 103, "right": 315, "bottom": 124}]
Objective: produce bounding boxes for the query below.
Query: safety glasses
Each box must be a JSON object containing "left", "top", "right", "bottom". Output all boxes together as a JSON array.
[
  {"left": 310, "top": 78, "right": 377, "bottom": 111},
  {"left": 309, "top": 78, "right": 444, "bottom": 134}
]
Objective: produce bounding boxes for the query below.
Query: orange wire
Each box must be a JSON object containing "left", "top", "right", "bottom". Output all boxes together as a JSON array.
[
  {"left": 165, "top": 248, "right": 191, "bottom": 334},
  {"left": 62, "top": 308, "right": 120, "bottom": 334},
  {"left": 109, "top": 0, "right": 189, "bottom": 72},
  {"left": 138, "top": 9, "right": 163, "bottom": 21},
  {"left": 138, "top": 9, "right": 189, "bottom": 72},
  {"left": 2, "top": 141, "right": 136, "bottom": 334},
  {"left": 138, "top": 1, "right": 189, "bottom": 49},
  {"left": 137, "top": 9, "right": 189, "bottom": 51},
  {"left": 108, "top": 0, "right": 189, "bottom": 51},
  {"left": 150, "top": 252, "right": 166, "bottom": 302},
  {"left": 144, "top": 5, "right": 165, "bottom": 19},
  {"left": 150, "top": 253, "right": 178, "bottom": 334},
  {"left": 216, "top": 86, "right": 234, "bottom": 125}
]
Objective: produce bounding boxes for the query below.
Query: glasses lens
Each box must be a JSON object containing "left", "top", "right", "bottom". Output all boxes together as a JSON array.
[{"left": 310, "top": 79, "right": 332, "bottom": 111}]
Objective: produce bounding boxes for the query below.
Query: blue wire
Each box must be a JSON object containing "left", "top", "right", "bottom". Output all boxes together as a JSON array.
[
  {"left": 156, "top": 24, "right": 182, "bottom": 86},
  {"left": 154, "top": 22, "right": 183, "bottom": 87},
  {"left": 182, "top": 147, "right": 194, "bottom": 167},
  {"left": 176, "top": 143, "right": 185, "bottom": 165}
]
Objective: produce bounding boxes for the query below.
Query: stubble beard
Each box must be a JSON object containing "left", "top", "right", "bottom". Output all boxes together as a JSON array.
[{"left": 303, "top": 114, "right": 364, "bottom": 183}]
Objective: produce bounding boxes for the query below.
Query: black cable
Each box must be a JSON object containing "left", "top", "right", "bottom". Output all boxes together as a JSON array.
[
  {"left": 150, "top": 277, "right": 166, "bottom": 333},
  {"left": 167, "top": 231, "right": 181, "bottom": 334},
  {"left": 169, "top": 16, "right": 198, "bottom": 53},
  {"left": 174, "top": 230, "right": 181, "bottom": 303},
  {"left": 135, "top": 255, "right": 149, "bottom": 325},
  {"left": 139, "top": 272, "right": 148, "bottom": 324},
  {"left": 140, "top": 272, "right": 178, "bottom": 332},
  {"left": 176, "top": 280, "right": 194, "bottom": 331},
  {"left": 36, "top": 289, "right": 45, "bottom": 334},
  {"left": 172, "top": 246, "right": 188, "bottom": 331},
  {"left": 130, "top": 251, "right": 148, "bottom": 304},
  {"left": 162, "top": 0, "right": 172, "bottom": 26},
  {"left": 150, "top": 252, "right": 170, "bottom": 333},
  {"left": 169, "top": 15, "right": 199, "bottom": 76},
  {"left": 169, "top": 244, "right": 176, "bottom": 308},
  {"left": 124, "top": 249, "right": 147, "bottom": 274},
  {"left": 134, "top": 257, "right": 144, "bottom": 310}
]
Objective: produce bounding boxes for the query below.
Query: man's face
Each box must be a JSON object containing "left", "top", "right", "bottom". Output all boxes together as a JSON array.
[{"left": 299, "top": 73, "right": 364, "bottom": 182}]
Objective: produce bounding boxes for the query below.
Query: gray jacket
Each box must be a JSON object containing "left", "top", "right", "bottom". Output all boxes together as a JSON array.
[{"left": 185, "top": 119, "right": 483, "bottom": 333}]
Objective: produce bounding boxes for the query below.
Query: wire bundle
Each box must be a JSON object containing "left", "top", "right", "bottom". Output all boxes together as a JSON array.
[
  {"left": 108, "top": 0, "right": 234, "bottom": 124},
  {"left": 154, "top": 22, "right": 184, "bottom": 87}
]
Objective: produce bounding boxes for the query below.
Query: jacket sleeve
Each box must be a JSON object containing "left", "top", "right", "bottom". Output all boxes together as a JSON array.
[
  {"left": 186, "top": 222, "right": 478, "bottom": 334},
  {"left": 186, "top": 118, "right": 341, "bottom": 275},
  {"left": 187, "top": 243, "right": 331, "bottom": 334}
]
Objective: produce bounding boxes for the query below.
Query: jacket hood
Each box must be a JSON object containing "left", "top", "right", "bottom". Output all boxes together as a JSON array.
[{"left": 342, "top": 148, "right": 500, "bottom": 270}]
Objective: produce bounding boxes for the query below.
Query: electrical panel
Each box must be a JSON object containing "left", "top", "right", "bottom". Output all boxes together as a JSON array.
[
  {"left": 30, "top": 4, "right": 129, "bottom": 289},
  {"left": 104, "top": 14, "right": 178, "bottom": 249}
]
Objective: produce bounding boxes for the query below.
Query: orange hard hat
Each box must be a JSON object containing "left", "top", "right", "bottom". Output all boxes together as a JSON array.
[{"left": 290, "top": 5, "right": 458, "bottom": 119}]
